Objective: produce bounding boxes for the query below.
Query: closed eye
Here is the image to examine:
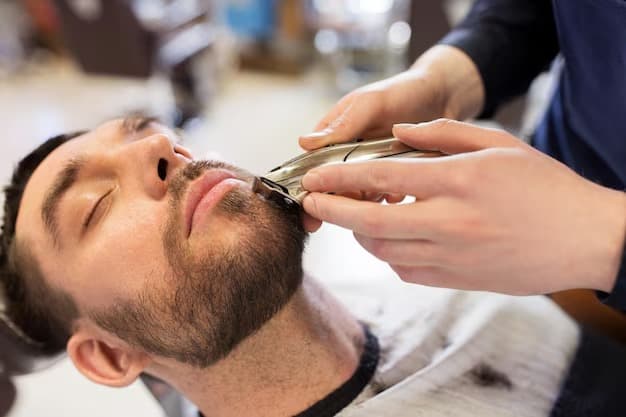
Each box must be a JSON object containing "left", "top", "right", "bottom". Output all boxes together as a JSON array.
[{"left": 83, "top": 189, "right": 114, "bottom": 230}]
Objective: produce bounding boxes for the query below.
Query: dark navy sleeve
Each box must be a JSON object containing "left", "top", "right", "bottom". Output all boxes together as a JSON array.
[
  {"left": 438, "top": 0, "right": 560, "bottom": 117},
  {"left": 597, "top": 241, "right": 626, "bottom": 313},
  {"left": 550, "top": 327, "right": 626, "bottom": 417}
]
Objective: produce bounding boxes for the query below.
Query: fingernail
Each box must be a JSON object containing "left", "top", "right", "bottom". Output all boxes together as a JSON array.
[
  {"left": 393, "top": 123, "right": 417, "bottom": 130},
  {"left": 302, "top": 171, "right": 323, "bottom": 190},
  {"left": 300, "top": 129, "right": 331, "bottom": 141}
]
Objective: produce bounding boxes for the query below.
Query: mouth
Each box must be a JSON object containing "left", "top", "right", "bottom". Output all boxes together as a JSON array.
[{"left": 184, "top": 169, "right": 245, "bottom": 237}]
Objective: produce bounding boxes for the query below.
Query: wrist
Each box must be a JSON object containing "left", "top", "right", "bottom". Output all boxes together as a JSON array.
[{"left": 591, "top": 188, "right": 626, "bottom": 293}]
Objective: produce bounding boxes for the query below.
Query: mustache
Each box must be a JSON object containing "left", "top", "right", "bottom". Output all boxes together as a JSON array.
[{"left": 168, "top": 160, "right": 254, "bottom": 203}]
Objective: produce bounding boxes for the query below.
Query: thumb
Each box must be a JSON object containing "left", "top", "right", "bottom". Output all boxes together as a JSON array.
[
  {"left": 299, "top": 104, "right": 368, "bottom": 150},
  {"left": 392, "top": 119, "right": 523, "bottom": 154}
]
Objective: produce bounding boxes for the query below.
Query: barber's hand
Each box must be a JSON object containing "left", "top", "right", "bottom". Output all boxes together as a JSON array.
[
  {"left": 298, "top": 71, "right": 442, "bottom": 150},
  {"left": 302, "top": 120, "right": 626, "bottom": 296},
  {"left": 299, "top": 45, "right": 485, "bottom": 150}
]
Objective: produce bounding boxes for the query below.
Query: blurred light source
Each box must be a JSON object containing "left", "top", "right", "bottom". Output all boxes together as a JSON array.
[
  {"left": 132, "top": 0, "right": 167, "bottom": 23},
  {"left": 313, "top": 0, "right": 339, "bottom": 15},
  {"left": 314, "top": 29, "right": 339, "bottom": 54},
  {"left": 67, "top": 0, "right": 102, "bottom": 20},
  {"left": 347, "top": 0, "right": 394, "bottom": 15},
  {"left": 387, "top": 21, "right": 411, "bottom": 48}
]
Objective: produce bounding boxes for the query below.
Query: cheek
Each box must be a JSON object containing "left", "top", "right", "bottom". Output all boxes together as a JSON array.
[{"left": 76, "top": 203, "right": 172, "bottom": 306}]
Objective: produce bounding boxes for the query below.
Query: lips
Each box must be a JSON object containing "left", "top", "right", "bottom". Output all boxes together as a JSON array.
[{"left": 184, "top": 169, "right": 240, "bottom": 237}]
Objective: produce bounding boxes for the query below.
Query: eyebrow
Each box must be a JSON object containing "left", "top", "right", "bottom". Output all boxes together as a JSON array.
[
  {"left": 39, "top": 117, "right": 163, "bottom": 248},
  {"left": 121, "top": 115, "right": 160, "bottom": 134},
  {"left": 123, "top": 114, "right": 186, "bottom": 144},
  {"left": 41, "top": 156, "right": 87, "bottom": 249}
]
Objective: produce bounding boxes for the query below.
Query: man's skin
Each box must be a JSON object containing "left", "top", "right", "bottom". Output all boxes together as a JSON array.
[{"left": 15, "top": 119, "right": 365, "bottom": 417}]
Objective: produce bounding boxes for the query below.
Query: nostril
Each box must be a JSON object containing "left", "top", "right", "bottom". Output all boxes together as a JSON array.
[{"left": 157, "top": 158, "right": 168, "bottom": 181}]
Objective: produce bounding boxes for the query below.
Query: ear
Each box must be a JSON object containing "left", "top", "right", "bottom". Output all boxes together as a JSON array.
[{"left": 67, "top": 328, "right": 151, "bottom": 387}]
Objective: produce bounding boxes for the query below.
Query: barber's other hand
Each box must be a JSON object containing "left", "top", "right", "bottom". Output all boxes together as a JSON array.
[
  {"left": 302, "top": 120, "right": 626, "bottom": 296},
  {"left": 299, "top": 45, "right": 485, "bottom": 150},
  {"left": 298, "top": 72, "right": 440, "bottom": 150}
]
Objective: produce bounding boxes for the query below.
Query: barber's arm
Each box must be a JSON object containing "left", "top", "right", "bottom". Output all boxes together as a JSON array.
[
  {"left": 301, "top": 120, "right": 626, "bottom": 304},
  {"left": 300, "top": 0, "right": 558, "bottom": 151},
  {"left": 440, "top": 0, "right": 559, "bottom": 117},
  {"left": 298, "top": 45, "right": 485, "bottom": 150}
]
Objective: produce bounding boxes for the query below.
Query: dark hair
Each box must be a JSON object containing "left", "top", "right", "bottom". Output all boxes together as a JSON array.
[{"left": 1, "top": 132, "right": 85, "bottom": 355}]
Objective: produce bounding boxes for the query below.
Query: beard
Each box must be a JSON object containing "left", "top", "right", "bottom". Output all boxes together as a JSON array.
[{"left": 89, "top": 160, "right": 307, "bottom": 368}]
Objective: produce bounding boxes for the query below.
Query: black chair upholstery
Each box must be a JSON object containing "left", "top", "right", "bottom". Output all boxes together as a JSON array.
[
  {"left": 0, "top": 308, "right": 64, "bottom": 417},
  {"left": 0, "top": 314, "right": 63, "bottom": 377},
  {"left": 0, "top": 378, "right": 15, "bottom": 417}
]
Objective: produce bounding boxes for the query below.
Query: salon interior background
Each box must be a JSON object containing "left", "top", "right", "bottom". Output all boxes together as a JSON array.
[{"left": 0, "top": 1, "right": 553, "bottom": 416}]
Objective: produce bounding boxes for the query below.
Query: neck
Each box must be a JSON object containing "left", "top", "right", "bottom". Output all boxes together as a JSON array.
[{"left": 154, "top": 275, "right": 365, "bottom": 417}]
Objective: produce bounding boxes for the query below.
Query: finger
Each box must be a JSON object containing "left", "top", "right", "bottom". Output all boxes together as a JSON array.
[
  {"left": 302, "top": 212, "right": 322, "bottom": 233},
  {"left": 354, "top": 234, "right": 440, "bottom": 265},
  {"left": 300, "top": 127, "right": 393, "bottom": 150},
  {"left": 338, "top": 190, "right": 385, "bottom": 202},
  {"left": 313, "top": 113, "right": 341, "bottom": 133},
  {"left": 302, "top": 159, "right": 448, "bottom": 198},
  {"left": 362, "top": 191, "right": 385, "bottom": 202},
  {"left": 391, "top": 264, "right": 481, "bottom": 291},
  {"left": 299, "top": 128, "right": 335, "bottom": 150},
  {"left": 302, "top": 193, "right": 434, "bottom": 239},
  {"left": 299, "top": 102, "right": 375, "bottom": 150},
  {"left": 313, "top": 94, "right": 353, "bottom": 132},
  {"left": 392, "top": 119, "right": 526, "bottom": 154},
  {"left": 390, "top": 264, "right": 445, "bottom": 287},
  {"left": 338, "top": 190, "right": 366, "bottom": 201},
  {"left": 299, "top": 99, "right": 352, "bottom": 150}
]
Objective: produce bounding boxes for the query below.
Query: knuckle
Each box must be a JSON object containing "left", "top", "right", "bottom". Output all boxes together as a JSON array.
[
  {"left": 356, "top": 89, "right": 385, "bottom": 111},
  {"left": 493, "top": 131, "right": 514, "bottom": 147},
  {"left": 398, "top": 267, "right": 441, "bottom": 287},
  {"left": 431, "top": 118, "right": 456, "bottom": 131},
  {"left": 441, "top": 210, "right": 483, "bottom": 237},
  {"left": 304, "top": 194, "right": 320, "bottom": 217},
  {"left": 367, "top": 239, "right": 391, "bottom": 259},
  {"left": 488, "top": 125, "right": 509, "bottom": 138},
  {"left": 394, "top": 266, "right": 432, "bottom": 285},
  {"left": 447, "top": 168, "right": 471, "bottom": 191},
  {"left": 360, "top": 209, "right": 386, "bottom": 236},
  {"left": 493, "top": 127, "right": 509, "bottom": 138},
  {"left": 307, "top": 194, "right": 329, "bottom": 220},
  {"left": 484, "top": 127, "right": 519, "bottom": 148},
  {"left": 366, "top": 165, "right": 392, "bottom": 193},
  {"left": 398, "top": 271, "right": 414, "bottom": 283},
  {"left": 319, "top": 200, "right": 339, "bottom": 222},
  {"left": 447, "top": 160, "right": 480, "bottom": 192},
  {"left": 390, "top": 264, "right": 410, "bottom": 280},
  {"left": 329, "top": 113, "right": 348, "bottom": 130}
]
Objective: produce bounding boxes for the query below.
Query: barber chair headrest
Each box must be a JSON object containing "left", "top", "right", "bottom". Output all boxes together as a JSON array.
[{"left": 0, "top": 305, "right": 63, "bottom": 377}]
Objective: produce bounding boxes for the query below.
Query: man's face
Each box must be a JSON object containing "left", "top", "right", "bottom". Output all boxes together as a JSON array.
[{"left": 15, "top": 118, "right": 305, "bottom": 367}]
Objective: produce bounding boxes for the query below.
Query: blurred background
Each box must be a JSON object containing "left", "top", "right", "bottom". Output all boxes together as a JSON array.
[{"left": 0, "top": 1, "right": 555, "bottom": 416}]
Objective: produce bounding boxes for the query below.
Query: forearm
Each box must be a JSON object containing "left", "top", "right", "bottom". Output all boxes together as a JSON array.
[
  {"left": 438, "top": 0, "right": 559, "bottom": 117},
  {"left": 594, "top": 189, "right": 626, "bottom": 302}
]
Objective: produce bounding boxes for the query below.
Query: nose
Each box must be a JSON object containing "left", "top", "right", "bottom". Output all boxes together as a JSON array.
[{"left": 122, "top": 133, "right": 191, "bottom": 200}]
